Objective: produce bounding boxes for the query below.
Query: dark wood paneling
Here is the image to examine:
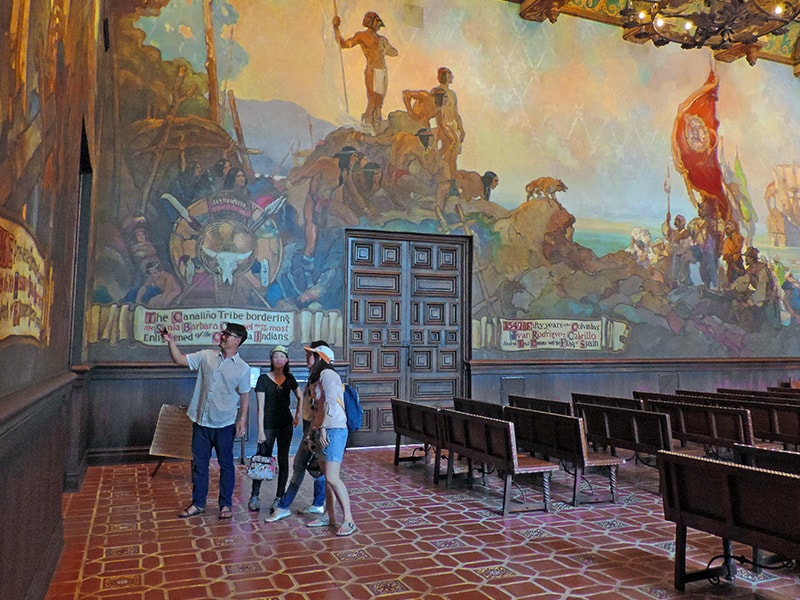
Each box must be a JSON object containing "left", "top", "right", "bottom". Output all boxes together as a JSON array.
[
  {"left": 469, "top": 359, "right": 800, "bottom": 405},
  {"left": 65, "top": 369, "right": 90, "bottom": 491},
  {"left": 82, "top": 362, "right": 350, "bottom": 464},
  {"left": 87, "top": 367, "right": 200, "bottom": 464},
  {"left": 0, "top": 373, "right": 73, "bottom": 600}
]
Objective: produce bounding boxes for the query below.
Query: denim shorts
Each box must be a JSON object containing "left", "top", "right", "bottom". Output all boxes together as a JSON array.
[{"left": 321, "top": 427, "right": 348, "bottom": 463}]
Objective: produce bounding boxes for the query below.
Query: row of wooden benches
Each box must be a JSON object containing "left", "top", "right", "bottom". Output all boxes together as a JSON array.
[
  {"left": 640, "top": 388, "right": 800, "bottom": 588},
  {"left": 391, "top": 393, "right": 800, "bottom": 591},
  {"left": 459, "top": 393, "right": 761, "bottom": 459},
  {"left": 391, "top": 392, "right": 767, "bottom": 515},
  {"left": 391, "top": 398, "right": 623, "bottom": 516},
  {"left": 518, "top": 389, "right": 800, "bottom": 451}
]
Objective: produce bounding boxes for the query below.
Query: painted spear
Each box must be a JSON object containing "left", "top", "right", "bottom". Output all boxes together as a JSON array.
[{"left": 332, "top": 0, "right": 350, "bottom": 114}]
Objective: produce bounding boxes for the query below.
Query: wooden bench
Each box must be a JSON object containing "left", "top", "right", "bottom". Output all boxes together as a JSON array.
[
  {"left": 733, "top": 443, "right": 800, "bottom": 471},
  {"left": 571, "top": 392, "right": 644, "bottom": 411},
  {"left": 637, "top": 390, "right": 800, "bottom": 449},
  {"left": 438, "top": 408, "right": 559, "bottom": 516},
  {"left": 635, "top": 394, "right": 755, "bottom": 454},
  {"left": 658, "top": 450, "right": 800, "bottom": 591},
  {"left": 452, "top": 396, "right": 505, "bottom": 420},
  {"left": 508, "top": 394, "right": 573, "bottom": 415},
  {"left": 678, "top": 388, "right": 800, "bottom": 405},
  {"left": 503, "top": 406, "right": 622, "bottom": 507},
  {"left": 717, "top": 387, "right": 800, "bottom": 402},
  {"left": 731, "top": 443, "right": 800, "bottom": 572},
  {"left": 767, "top": 386, "right": 800, "bottom": 395},
  {"left": 573, "top": 402, "right": 672, "bottom": 461},
  {"left": 391, "top": 398, "right": 445, "bottom": 483}
]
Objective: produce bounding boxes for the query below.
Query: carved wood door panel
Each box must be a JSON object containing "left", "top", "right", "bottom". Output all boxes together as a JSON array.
[{"left": 345, "top": 229, "right": 471, "bottom": 446}]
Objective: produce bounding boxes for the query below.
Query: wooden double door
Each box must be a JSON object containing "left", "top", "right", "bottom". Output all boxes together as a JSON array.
[{"left": 344, "top": 229, "right": 471, "bottom": 446}]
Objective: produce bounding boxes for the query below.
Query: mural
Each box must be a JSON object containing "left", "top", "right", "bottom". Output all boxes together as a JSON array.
[
  {"left": 89, "top": 0, "right": 800, "bottom": 360},
  {"left": 0, "top": 0, "right": 90, "bottom": 351}
]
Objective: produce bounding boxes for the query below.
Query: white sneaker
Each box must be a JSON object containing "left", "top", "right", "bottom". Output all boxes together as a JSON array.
[
  {"left": 264, "top": 507, "right": 291, "bottom": 523},
  {"left": 301, "top": 504, "right": 325, "bottom": 514},
  {"left": 307, "top": 515, "right": 332, "bottom": 527}
]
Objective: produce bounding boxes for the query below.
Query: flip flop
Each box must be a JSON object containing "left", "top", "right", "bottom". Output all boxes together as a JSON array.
[
  {"left": 336, "top": 521, "right": 357, "bottom": 537},
  {"left": 178, "top": 505, "right": 205, "bottom": 518},
  {"left": 219, "top": 506, "right": 233, "bottom": 519}
]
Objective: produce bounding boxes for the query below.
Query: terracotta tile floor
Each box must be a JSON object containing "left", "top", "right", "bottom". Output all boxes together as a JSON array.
[{"left": 46, "top": 447, "right": 800, "bottom": 599}]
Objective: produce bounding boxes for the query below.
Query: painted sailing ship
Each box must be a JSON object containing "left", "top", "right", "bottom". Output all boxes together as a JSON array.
[{"left": 765, "top": 165, "right": 800, "bottom": 247}]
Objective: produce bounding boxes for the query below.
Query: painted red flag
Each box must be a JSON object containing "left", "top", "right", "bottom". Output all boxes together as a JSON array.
[{"left": 671, "top": 69, "right": 731, "bottom": 222}]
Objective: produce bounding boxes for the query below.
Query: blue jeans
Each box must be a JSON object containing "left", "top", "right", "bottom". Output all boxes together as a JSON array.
[
  {"left": 278, "top": 421, "right": 325, "bottom": 509},
  {"left": 250, "top": 425, "right": 294, "bottom": 498},
  {"left": 191, "top": 422, "right": 235, "bottom": 510}
]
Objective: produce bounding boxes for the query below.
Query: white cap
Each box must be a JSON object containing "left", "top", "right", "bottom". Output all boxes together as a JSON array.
[{"left": 310, "top": 345, "right": 334, "bottom": 363}]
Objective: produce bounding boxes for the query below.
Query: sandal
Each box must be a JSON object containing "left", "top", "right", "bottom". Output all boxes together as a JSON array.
[
  {"left": 178, "top": 505, "right": 205, "bottom": 518},
  {"left": 307, "top": 516, "right": 333, "bottom": 527},
  {"left": 336, "top": 521, "right": 357, "bottom": 537},
  {"left": 219, "top": 506, "right": 233, "bottom": 519}
]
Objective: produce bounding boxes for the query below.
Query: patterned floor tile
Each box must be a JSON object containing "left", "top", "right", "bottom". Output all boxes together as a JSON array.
[
  {"left": 366, "top": 579, "right": 411, "bottom": 595},
  {"left": 475, "top": 565, "right": 515, "bottom": 580},
  {"left": 100, "top": 574, "right": 142, "bottom": 589},
  {"left": 45, "top": 449, "right": 800, "bottom": 600},
  {"left": 735, "top": 567, "right": 779, "bottom": 583}
]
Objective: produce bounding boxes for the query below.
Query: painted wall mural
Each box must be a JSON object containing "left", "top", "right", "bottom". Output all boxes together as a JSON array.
[
  {"left": 1, "top": 0, "right": 93, "bottom": 364},
  {"left": 89, "top": 0, "right": 800, "bottom": 361}
]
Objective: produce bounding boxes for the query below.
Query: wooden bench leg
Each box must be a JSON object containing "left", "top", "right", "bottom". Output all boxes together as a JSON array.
[
  {"left": 721, "top": 538, "right": 737, "bottom": 582},
  {"left": 752, "top": 547, "right": 763, "bottom": 575},
  {"left": 609, "top": 465, "right": 618, "bottom": 503},
  {"left": 542, "top": 472, "right": 552, "bottom": 512},
  {"left": 433, "top": 446, "right": 442, "bottom": 485},
  {"left": 674, "top": 523, "right": 687, "bottom": 591},
  {"left": 502, "top": 473, "right": 512, "bottom": 517},
  {"left": 446, "top": 450, "right": 454, "bottom": 488},
  {"left": 572, "top": 466, "right": 584, "bottom": 507},
  {"left": 674, "top": 527, "right": 738, "bottom": 591},
  {"left": 394, "top": 434, "right": 401, "bottom": 465}
]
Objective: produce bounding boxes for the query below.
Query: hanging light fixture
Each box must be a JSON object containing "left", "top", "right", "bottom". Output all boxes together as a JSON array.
[{"left": 621, "top": 0, "right": 800, "bottom": 56}]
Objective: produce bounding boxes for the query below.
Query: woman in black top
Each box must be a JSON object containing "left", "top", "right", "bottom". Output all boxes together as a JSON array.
[{"left": 249, "top": 345, "right": 301, "bottom": 512}]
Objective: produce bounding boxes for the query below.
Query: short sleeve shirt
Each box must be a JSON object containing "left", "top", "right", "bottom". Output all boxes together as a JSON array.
[
  {"left": 185, "top": 349, "right": 251, "bottom": 427},
  {"left": 313, "top": 368, "right": 347, "bottom": 429},
  {"left": 255, "top": 372, "right": 298, "bottom": 429}
]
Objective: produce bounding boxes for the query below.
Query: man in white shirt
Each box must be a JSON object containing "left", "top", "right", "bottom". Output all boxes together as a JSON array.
[{"left": 162, "top": 322, "right": 251, "bottom": 519}]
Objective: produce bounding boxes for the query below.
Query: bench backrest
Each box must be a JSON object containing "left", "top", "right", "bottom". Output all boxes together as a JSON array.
[
  {"left": 573, "top": 402, "right": 672, "bottom": 456},
  {"left": 732, "top": 443, "right": 800, "bottom": 474},
  {"left": 637, "top": 390, "right": 800, "bottom": 446},
  {"left": 641, "top": 398, "right": 754, "bottom": 447},
  {"left": 767, "top": 386, "right": 800, "bottom": 395},
  {"left": 503, "top": 405, "right": 586, "bottom": 466},
  {"left": 508, "top": 394, "right": 573, "bottom": 415},
  {"left": 439, "top": 408, "right": 517, "bottom": 472},
  {"left": 658, "top": 451, "right": 800, "bottom": 558},
  {"left": 453, "top": 396, "right": 505, "bottom": 421},
  {"left": 678, "top": 388, "right": 798, "bottom": 405},
  {"left": 716, "top": 387, "right": 800, "bottom": 402},
  {"left": 390, "top": 398, "right": 441, "bottom": 446},
  {"left": 571, "top": 392, "right": 644, "bottom": 411}
]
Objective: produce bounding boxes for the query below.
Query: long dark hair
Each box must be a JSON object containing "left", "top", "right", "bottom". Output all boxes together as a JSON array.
[{"left": 307, "top": 353, "right": 334, "bottom": 384}]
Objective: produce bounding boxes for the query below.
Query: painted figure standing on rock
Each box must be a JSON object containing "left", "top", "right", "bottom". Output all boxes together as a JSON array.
[{"left": 333, "top": 11, "right": 398, "bottom": 132}]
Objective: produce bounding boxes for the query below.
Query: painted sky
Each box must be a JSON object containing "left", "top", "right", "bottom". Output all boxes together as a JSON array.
[{"left": 138, "top": 0, "right": 800, "bottom": 234}]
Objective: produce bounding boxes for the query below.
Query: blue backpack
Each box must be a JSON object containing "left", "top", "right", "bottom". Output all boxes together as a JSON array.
[{"left": 340, "top": 383, "right": 363, "bottom": 433}]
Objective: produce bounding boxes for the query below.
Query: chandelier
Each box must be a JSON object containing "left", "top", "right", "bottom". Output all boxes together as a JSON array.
[{"left": 621, "top": 0, "right": 800, "bottom": 53}]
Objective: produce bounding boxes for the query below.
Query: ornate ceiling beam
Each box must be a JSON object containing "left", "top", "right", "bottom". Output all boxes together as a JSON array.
[{"left": 504, "top": 0, "right": 800, "bottom": 73}]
